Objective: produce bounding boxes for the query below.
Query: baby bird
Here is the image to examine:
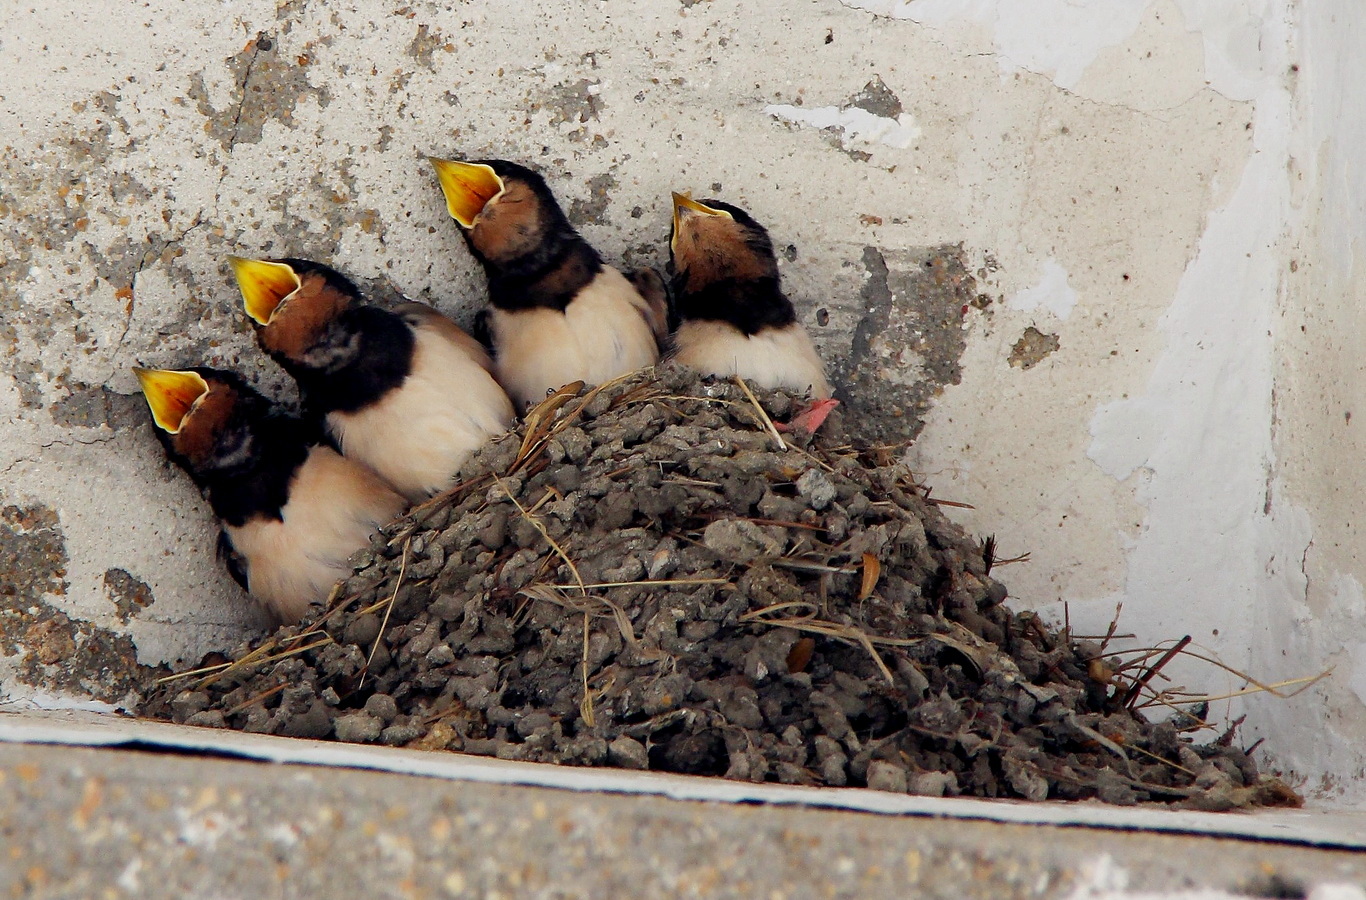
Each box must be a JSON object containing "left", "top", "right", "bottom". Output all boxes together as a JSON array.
[
  {"left": 429, "top": 158, "right": 668, "bottom": 410},
  {"left": 668, "top": 193, "right": 832, "bottom": 400},
  {"left": 230, "top": 256, "right": 515, "bottom": 503},
  {"left": 134, "top": 366, "right": 406, "bottom": 625}
]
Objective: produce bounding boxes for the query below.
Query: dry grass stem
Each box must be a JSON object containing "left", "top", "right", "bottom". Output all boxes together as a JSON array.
[
  {"left": 739, "top": 603, "right": 932, "bottom": 685},
  {"left": 497, "top": 473, "right": 585, "bottom": 594},
  {"left": 537, "top": 578, "right": 730, "bottom": 590},
  {"left": 1138, "top": 672, "right": 1330, "bottom": 708},
  {"left": 222, "top": 682, "right": 289, "bottom": 718},
  {"left": 189, "top": 636, "right": 335, "bottom": 691},
  {"left": 1121, "top": 635, "right": 1191, "bottom": 708},
  {"left": 361, "top": 537, "right": 411, "bottom": 686},
  {"left": 733, "top": 375, "right": 786, "bottom": 451}
]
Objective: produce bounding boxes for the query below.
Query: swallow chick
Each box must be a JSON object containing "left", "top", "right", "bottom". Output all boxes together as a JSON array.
[
  {"left": 429, "top": 158, "right": 668, "bottom": 410},
  {"left": 668, "top": 194, "right": 832, "bottom": 400},
  {"left": 135, "top": 366, "right": 406, "bottom": 625},
  {"left": 230, "top": 256, "right": 515, "bottom": 503}
]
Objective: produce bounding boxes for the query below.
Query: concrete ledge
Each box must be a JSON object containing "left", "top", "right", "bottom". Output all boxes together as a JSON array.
[
  {"left": 3, "top": 710, "right": 1364, "bottom": 850},
  {"left": 3, "top": 714, "right": 1366, "bottom": 899}
]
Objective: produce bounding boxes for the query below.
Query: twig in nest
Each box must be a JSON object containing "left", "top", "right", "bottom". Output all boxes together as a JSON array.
[
  {"left": 1137, "top": 672, "right": 1330, "bottom": 709},
  {"left": 496, "top": 473, "right": 584, "bottom": 594},
  {"left": 405, "top": 472, "right": 494, "bottom": 521},
  {"left": 739, "top": 603, "right": 926, "bottom": 685},
  {"left": 1098, "top": 602, "right": 1124, "bottom": 656},
  {"left": 518, "top": 584, "right": 644, "bottom": 654},
  {"left": 223, "top": 682, "right": 289, "bottom": 718},
  {"left": 1124, "top": 742, "right": 1197, "bottom": 777},
  {"left": 1103, "top": 637, "right": 1331, "bottom": 712},
  {"left": 361, "top": 537, "right": 411, "bottom": 688},
  {"left": 769, "top": 558, "right": 858, "bottom": 575},
  {"left": 580, "top": 609, "right": 594, "bottom": 727},
  {"left": 981, "top": 535, "right": 997, "bottom": 575},
  {"left": 733, "top": 375, "right": 786, "bottom": 451},
  {"left": 157, "top": 658, "right": 234, "bottom": 686},
  {"left": 521, "top": 370, "right": 643, "bottom": 473},
  {"left": 510, "top": 381, "right": 586, "bottom": 474},
  {"left": 185, "top": 636, "right": 334, "bottom": 691},
  {"left": 1161, "top": 647, "right": 1328, "bottom": 701},
  {"left": 539, "top": 578, "right": 730, "bottom": 590},
  {"left": 921, "top": 485, "right": 975, "bottom": 509},
  {"left": 1121, "top": 635, "right": 1191, "bottom": 708}
]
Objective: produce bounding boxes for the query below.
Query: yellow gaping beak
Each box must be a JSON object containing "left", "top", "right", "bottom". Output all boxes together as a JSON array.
[
  {"left": 134, "top": 367, "right": 210, "bottom": 434},
  {"left": 229, "top": 256, "right": 302, "bottom": 326},
  {"left": 671, "top": 192, "right": 733, "bottom": 253},
  {"left": 429, "top": 158, "right": 505, "bottom": 228}
]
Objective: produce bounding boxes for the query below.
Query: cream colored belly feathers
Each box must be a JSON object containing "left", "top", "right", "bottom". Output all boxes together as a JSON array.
[
  {"left": 326, "top": 324, "right": 516, "bottom": 502},
  {"left": 491, "top": 267, "right": 661, "bottom": 410},
  {"left": 671, "top": 320, "right": 832, "bottom": 399},
  {"left": 225, "top": 445, "right": 406, "bottom": 624}
]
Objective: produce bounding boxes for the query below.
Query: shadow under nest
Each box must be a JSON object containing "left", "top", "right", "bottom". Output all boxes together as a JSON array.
[{"left": 141, "top": 367, "right": 1301, "bottom": 810}]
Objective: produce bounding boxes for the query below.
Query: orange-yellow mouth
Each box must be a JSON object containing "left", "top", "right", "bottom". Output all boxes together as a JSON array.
[
  {"left": 229, "top": 256, "right": 302, "bottom": 326},
  {"left": 133, "top": 367, "right": 210, "bottom": 434},
  {"left": 429, "top": 158, "right": 505, "bottom": 228},
  {"left": 670, "top": 192, "right": 733, "bottom": 254}
]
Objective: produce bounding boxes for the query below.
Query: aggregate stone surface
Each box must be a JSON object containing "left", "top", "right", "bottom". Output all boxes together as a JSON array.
[{"left": 3, "top": 742, "right": 1365, "bottom": 900}]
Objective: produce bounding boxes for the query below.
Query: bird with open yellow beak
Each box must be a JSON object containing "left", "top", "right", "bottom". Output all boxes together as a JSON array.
[
  {"left": 667, "top": 193, "right": 832, "bottom": 401},
  {"left": 230, "top": 256, "right": 515, "bottom": 503},
  {"left": 134, "top": 365, "right": 406, "bottom": 625},
  {"left": 429, "top": 157, "right": 668, "bottom": 410}
]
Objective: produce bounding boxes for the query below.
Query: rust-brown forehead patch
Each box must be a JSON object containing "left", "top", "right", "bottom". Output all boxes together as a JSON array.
[
  {"left": 674, "top": 214, "right": 770, "bottom": 285},
  {"left": 172, "top": 382, "right": 239, "bottom": 466},
  {"left": 257, "top": 273, "right": 348, "bottom": 360},
  {"left": 469, "top": 181, "right": 545, "bottom": 263}
]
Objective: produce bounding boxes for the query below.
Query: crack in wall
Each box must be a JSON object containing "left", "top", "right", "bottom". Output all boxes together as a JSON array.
[{"left": 227, "top": 39, "right": 265, "bottom": 153}]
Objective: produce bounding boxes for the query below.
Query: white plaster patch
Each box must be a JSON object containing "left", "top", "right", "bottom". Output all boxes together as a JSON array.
[
  {"left": 840, "top": 0, "right": 1150, "bottom": 89},
  {"left": 764, "top": 104, "right": 921, "bottom": 150},
  {"left": 0, "top": 691, "right": 122, "bottom": 715},
  {"left": 1085, "top": 85, "right": 1295, "bottom": 707},
  {"left": 1171, "top": 0, "right": 1273, "bottom": 101},
  {"left": 1061, "top": 855, "right": 1366, "bottom": 900},
  {"left": 1007, "top": 259, "right": 1078, "bottom": 320},
  {"left": 1348, "top": 643, "right": 1366, "bottom": 709}
]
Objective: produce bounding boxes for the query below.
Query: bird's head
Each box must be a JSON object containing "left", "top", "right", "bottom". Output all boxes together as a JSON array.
[
  {"left": 134, "top": 366, "right": 264, "bottom": 478},
  {"left": 429, "top": 157, "right": 573, "bottom": 269},
  {"left": 230, "top": 256, "right": 361, "bottom": 372},
  {"left": 669, "top": 193, "right": 779, "bottom": 295}
]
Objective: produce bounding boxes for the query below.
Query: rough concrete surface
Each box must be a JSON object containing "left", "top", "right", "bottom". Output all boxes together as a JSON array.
[{"left": 4, "top": 741, "right": 1366, "bottom": 900}]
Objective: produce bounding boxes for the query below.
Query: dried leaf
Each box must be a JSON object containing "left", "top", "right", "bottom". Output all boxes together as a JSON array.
[
  {"left": 859, "top": 553, "right": 881, "bottom": 601},
  {"left": 786, "top": 637, "right": 815, "bottom": 674}
]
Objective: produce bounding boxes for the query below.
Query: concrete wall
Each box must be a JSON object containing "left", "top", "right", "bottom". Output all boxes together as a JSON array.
[{"left": 2, "top": 0, "right": 1361, "bottom": 800}]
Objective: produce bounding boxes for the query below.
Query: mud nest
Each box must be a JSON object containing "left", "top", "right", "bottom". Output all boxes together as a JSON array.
[{"left": 142, "top": 368, "right": 1300, "bottom": 810}]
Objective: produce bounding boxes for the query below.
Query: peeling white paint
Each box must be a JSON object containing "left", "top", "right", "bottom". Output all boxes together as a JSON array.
[
  {"left": 764, "top": 104, "right": 921, "bottom": 150},
  {"left": 1171, "top": 0, "right": 1276, "bottom": 102},
  {"left": 1, "top": 690, "right": 122, "bottom": 715},
  {"left": 840, "top": 0, "right": 1150, "bottom": 89},
  {"left": 1087, "top": 79, "right": 1295, "bottom": 719},
  {"left": 1006, "top": 259, "right": 1077, "bottom": 320}
]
